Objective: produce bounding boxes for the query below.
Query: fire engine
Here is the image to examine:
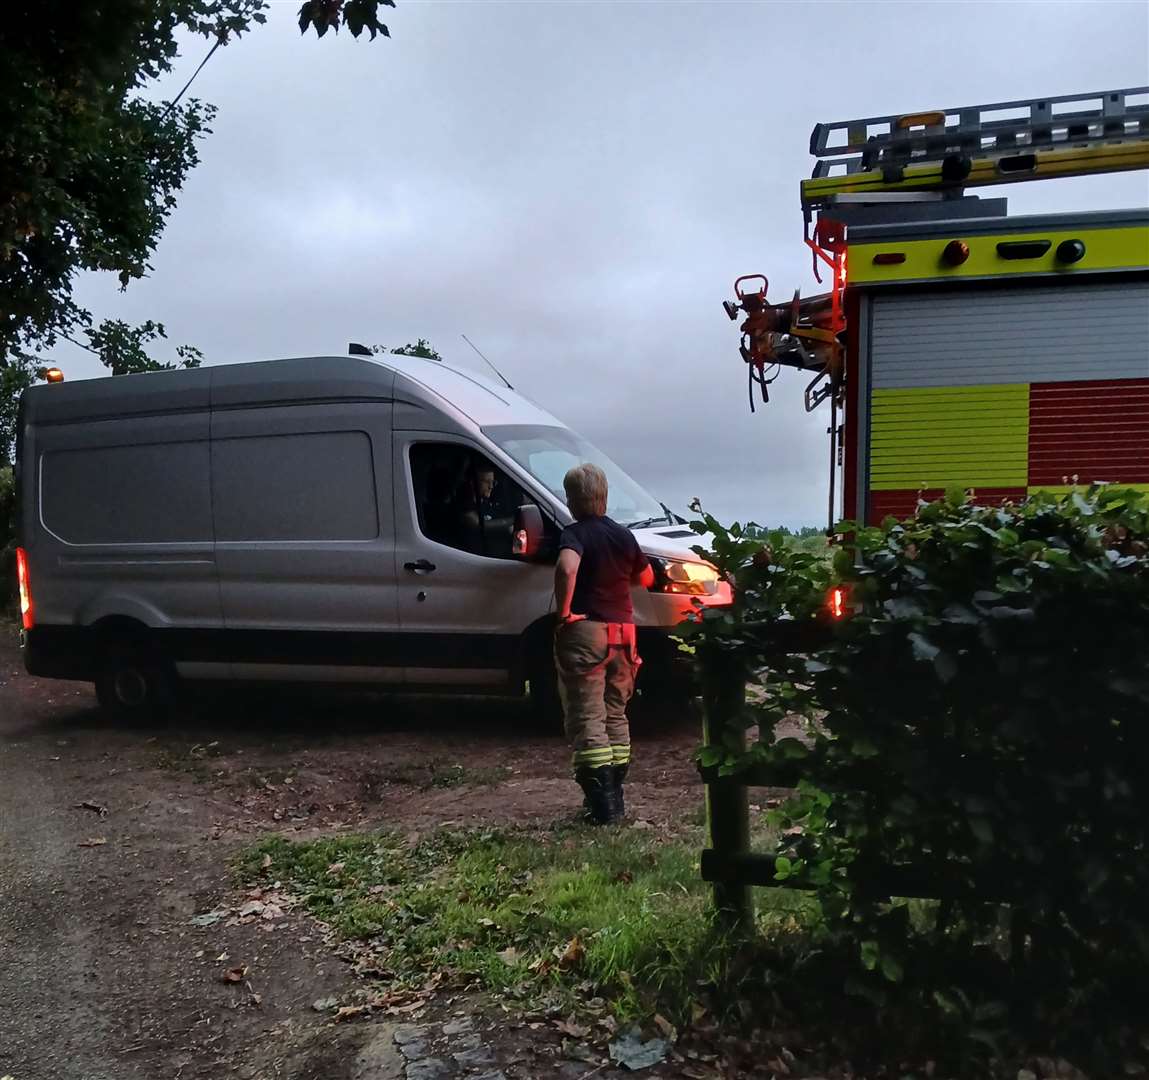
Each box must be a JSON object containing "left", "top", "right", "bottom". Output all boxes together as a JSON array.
[{"left": 724, "top": 87, "right": 1149, "bottom": 528}]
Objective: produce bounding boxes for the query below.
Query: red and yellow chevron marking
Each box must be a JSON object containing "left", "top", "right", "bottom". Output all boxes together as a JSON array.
[{"left": 867, "top": 378, "right": 1149, "bottom": 524}]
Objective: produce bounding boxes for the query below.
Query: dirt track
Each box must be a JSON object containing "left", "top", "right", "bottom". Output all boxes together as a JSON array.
[{"left": 0, "top": 639, "right": 703, "bottom": 1080}]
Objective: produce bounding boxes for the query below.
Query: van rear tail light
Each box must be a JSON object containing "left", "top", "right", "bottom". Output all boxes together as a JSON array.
[{"left": 16, "top": 547, "right": 33, "bottom": 630}]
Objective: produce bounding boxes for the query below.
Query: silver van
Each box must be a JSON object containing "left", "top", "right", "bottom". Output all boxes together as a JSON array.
[{"left": 15, "top": 354, "right": 731, "bottom": 719}]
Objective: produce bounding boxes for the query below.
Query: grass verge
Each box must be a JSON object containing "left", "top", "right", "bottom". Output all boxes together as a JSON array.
[
  {"left": 239, "top": 825, "right": 1116, "bottom": 1077},
  {"left": 240, "top": 823, "right": 818, "bottom": 1024}
]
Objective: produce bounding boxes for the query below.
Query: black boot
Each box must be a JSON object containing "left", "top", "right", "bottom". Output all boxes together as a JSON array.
[
  {"left": 575, "top": 765, "right": 619, "bottom": 826},
  {"left": 611, "top": 763, "right": 629, "bottom": 820}
]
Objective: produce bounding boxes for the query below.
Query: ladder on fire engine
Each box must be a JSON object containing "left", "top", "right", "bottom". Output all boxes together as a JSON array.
[{"left": 801, "top": 86, "right": 1149, "bottom": 215}]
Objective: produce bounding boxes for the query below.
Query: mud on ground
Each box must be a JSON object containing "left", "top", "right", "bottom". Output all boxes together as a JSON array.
[{"left": 0, "top": 640, "right": 709, "bottom": 1080}]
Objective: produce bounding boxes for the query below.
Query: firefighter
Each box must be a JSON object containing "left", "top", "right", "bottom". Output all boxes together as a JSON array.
[{"left": 553, "top": 463, "right": 655, "bottom": 824}]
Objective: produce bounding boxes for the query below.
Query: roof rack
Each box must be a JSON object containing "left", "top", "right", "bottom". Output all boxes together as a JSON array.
[{"left": 802, "top": 87, "right": 1149, "bottom": 213}]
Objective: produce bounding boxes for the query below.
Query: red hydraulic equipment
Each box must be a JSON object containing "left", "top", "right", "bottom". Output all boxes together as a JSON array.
[{"left": 725, "top": 86, "right": 1149, "bottom": 531}]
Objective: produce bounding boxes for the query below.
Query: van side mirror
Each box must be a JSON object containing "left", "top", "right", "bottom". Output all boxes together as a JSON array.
[{"left": 512, "top": 504, "right": 545, "bottom": 559}]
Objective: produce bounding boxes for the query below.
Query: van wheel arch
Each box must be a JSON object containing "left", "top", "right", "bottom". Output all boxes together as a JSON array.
[
  {"left": 521, "top": 615, "right": 562, "bottom": 731},
  {"left": 91, "top": 618, "right": 176, "bottom": 723}
]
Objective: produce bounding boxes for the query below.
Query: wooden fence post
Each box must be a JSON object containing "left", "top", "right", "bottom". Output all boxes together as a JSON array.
[{"left": 700, "top": 646, "right": 753, "bottom": 931}]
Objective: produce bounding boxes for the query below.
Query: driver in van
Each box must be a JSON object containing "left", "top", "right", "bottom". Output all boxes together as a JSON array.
[
  {"left": 553, "top": 463, "right": 655, "bottom": 825},
  {"left": 458, "top": 461, "right": 515, "bottom": 555}
]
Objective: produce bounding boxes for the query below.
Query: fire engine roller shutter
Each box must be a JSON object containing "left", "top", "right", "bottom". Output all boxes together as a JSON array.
[{"left": 866, "top": 280, "right": 1149, "bottom": 521}]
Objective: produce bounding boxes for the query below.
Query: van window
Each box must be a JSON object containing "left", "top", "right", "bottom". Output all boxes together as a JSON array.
[
  {"left": 41, "top": 442, "right": 212, "bottom": 544},
  {"left": 214, "top": 431, "right": 378, "bottom": 542},
  {"left": 482, "top": 424, "right": 669, "bottom": 528},
  {"left": 410, "top": 443, "right": 532, "bottom": 559}
]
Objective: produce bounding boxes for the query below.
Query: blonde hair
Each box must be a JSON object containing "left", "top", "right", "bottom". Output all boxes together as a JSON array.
[{"left": 563, "top": 463, "right": 608, "bottom": 520}]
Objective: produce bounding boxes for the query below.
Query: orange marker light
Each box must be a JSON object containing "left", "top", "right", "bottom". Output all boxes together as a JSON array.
[
  {"left": 16, "top": 547, "right": 33, "bottom": 630},
  {"left": 943, "top": 240, "right": 970, "bottom": 266},
  {"left": 828, "top": 586, "right": 846, "bottom": 620},
  {"left": 44, "top": 367, "right": 64, "bottom": 383},
  {"left": 896, "top": 110, "right": 946, "bottom": 130}
]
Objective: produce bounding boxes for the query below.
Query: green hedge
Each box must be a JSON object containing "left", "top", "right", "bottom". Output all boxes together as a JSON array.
[
  {"left": 0, "top": 465, "right": 14, "bottom": 603},
  {"left": 683, "top": 487, "right": 1149, "bottom": 1073}
]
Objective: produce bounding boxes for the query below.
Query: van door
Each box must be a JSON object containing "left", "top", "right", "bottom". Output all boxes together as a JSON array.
[
  {"left": 210, "top": 402, "right": 401, "bottom": 683},
  {"left": 393, "top": 433, "right": 555, "bottom": 688}
]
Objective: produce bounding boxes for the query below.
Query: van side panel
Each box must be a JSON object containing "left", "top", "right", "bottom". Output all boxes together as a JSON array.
[
  {"left": 209, "top": 400, "right": 400, "bottom": 655},
  {"left": 30, "top": 409, "right": 220, "bottom": 632}
]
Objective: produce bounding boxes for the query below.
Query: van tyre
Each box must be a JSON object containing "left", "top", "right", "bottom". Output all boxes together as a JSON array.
[
  {"left": 525, "top": 626, "right": 563, "bottom": 732},
  {"left": 94, "top": 639, "right": 175, "bottom": 723}
]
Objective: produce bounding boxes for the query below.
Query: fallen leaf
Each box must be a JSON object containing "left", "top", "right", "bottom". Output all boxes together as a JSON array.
[
  {"left": 562, "top": 1039, "right": 596, "bottom": 1063},
  {"left": 215, "top": 952, "right": 230, "bottom": 962},
  {"left": 334, "top": 1004, "right": 371, "bottom": 1022},
  {"left": 237, "top": 900, "right": 265, "bottom": 918},
  {"left": 78, "top": 837, "right": 107, "bottom": 847},
  {"left": 326, "top": 861, "right": 345, "bottom": 876},
  {"left": 221, "top": 966, "right": 248, "bottom": 984},
  {"left": 554, "top": 1018, "right": 592, "bottom": 1039},
  {"left": 312, "top": 996, "right": 340, "bottom": 1012},
  {"left": 496, "top": 947, "right": 522, "bottom": 966},
  {"left": 556, "top": 936, "right": 585, "bottom": 970},
  {"left": 610, "top": 1027, "right": 669, "bottom": 1071},
  {"left": 654, "top": 1014, "right": 678, "bottom": 1043},
  {"left": 74, "top": 800, "right": 109, "bottom": 817},
  {"left": 188, "top": 907, "right": 227, "bottom": 928}
]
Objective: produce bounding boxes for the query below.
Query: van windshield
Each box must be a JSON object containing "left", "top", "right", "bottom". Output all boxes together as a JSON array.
[{"left": 482, "top": 424, "right": 670, "bottom": 528}]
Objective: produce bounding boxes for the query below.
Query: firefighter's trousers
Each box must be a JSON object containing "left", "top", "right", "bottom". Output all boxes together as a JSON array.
[{"left": 554, "top": 619, "right": 639, "bottom": 772}]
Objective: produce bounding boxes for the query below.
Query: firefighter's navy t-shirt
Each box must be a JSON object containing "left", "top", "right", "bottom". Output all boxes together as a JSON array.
[{"left": 559, "top": 515, "right": 650, "bottom": 624}]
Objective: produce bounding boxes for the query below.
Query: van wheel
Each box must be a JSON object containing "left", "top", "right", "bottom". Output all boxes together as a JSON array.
[{"left": 94, "top": 640, "right": 175, "bottom": 723}]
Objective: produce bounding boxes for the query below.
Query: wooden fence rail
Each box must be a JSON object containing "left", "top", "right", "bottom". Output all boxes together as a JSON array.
[{"left": 697, "top": 654, "right": 1016, "bottom": 927}]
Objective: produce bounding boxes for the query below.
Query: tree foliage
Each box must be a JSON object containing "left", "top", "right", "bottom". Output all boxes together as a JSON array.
[
  {"left": 382, "top": 338, "right": 442, "bottom": 361},
  {"left": 682, "top": 487, "right": 1149, "bottom": 1073},
  {"left": 0, "top": 0, "right": 393, "bottom": 366},
  {"left": 0, "top": 0, "right": 392, "bottom": 459},
  {"left": 0, "top": 464, "right": 14, "bottom": 603}
]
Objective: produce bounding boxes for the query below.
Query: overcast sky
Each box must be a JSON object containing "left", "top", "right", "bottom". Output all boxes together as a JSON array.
[{"left": 51, "top": 0, "right": 1149, "bottom": 527}]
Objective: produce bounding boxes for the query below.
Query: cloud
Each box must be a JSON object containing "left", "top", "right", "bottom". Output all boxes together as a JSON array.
[{"left": 51, "top": 1, "right": 1149, "bottom": 528}]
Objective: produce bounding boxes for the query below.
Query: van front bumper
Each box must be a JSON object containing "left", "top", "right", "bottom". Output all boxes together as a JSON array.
[{"left": 635, "top": 626, "right": 698, "bottom": 698}]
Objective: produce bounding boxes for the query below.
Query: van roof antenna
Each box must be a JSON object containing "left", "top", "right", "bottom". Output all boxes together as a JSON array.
[
  {"left": 461, "top": 334, "right": 513, "bottom": 390},
  {"left": 348, "top": 342, "right": 372, "bottom": 356}
]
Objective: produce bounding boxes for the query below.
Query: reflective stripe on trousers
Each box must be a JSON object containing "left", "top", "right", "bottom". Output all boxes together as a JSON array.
[{"left": 554, "top": 620, "right": 639, "bottom": 771}]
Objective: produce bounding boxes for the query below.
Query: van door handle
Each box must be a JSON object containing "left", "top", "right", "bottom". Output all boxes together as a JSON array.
[{"left": 404, "top": 559, "right": 436, "bottom": 574}]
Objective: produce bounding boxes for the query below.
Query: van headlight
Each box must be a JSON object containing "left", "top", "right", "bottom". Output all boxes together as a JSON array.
[{"left": 647, "top": 556, "right": 721, "bottom": 596}]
